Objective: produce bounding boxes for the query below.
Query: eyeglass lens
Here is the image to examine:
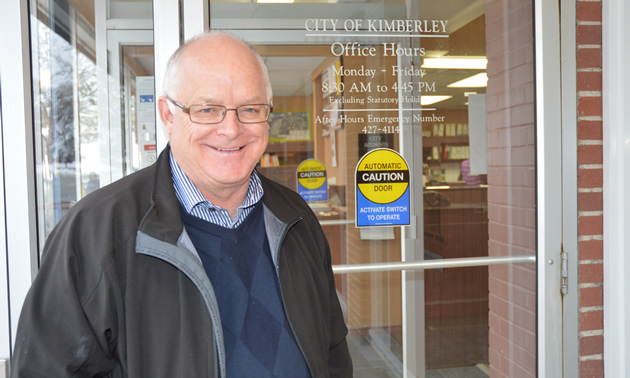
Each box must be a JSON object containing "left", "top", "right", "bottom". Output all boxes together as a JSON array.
[{"left": 189, "top": 105, "right": 270, "bottom": 124}]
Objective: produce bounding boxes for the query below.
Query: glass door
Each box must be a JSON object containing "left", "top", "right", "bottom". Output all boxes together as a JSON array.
[
  {"left": 106, "top": 30, "right": 156, "bottom": 180},
  {"left": 210, "top": 0, "right": 541, "bottom": 376},
  {"left": 30, "top": 0, "right": 156, "bottom": 242},
  {"left": 25, "top": 0, "right": 553, "bottom": 375}
]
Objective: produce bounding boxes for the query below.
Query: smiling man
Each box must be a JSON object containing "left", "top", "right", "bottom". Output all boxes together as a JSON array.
[{"left": 12, "top": 32, "right": 352, "bottom": 377}]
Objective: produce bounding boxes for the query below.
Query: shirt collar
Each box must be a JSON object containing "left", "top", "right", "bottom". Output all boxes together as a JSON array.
[{"left": 169, "top": 150, "right": 264, "bottom": 216}]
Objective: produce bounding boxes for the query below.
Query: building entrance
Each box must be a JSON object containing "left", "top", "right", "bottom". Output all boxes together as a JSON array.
[
  {"left": 15, "top": 0, "right": 563, "bottom": 376},
  {"left": 207, "top": 0, "right": 542, "bottom": 376}
]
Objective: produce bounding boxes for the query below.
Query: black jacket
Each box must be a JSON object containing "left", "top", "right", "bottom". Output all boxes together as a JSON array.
[{"left": 12, "top": 146, "right": 352, "bottom": 377}]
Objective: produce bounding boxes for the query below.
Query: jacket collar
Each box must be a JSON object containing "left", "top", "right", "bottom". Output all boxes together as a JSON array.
[
  {"left": 138, "top": 145, "right": 304, "bottom": 246},
  {"left": 258, "top": 172, "right": 303, "bottom": 225},
  {"left": 138, "top": 145, "right": 185, "bottom": 245}
]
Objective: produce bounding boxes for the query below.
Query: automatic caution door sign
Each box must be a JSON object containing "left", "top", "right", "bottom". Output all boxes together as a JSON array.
[
  {"left": 297, "top": 159, "right": 328, "bottom": 202},
  {"left": 355, "top": 148, "right": 410, "bottom": 227}
]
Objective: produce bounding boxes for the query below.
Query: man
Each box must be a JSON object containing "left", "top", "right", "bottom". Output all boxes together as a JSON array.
[{"left": 12, "top": 32, "right": 352, "bottom": 377}]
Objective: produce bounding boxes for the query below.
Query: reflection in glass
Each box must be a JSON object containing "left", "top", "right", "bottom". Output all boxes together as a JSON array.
[
  {"left": 121, "top": 45, "right": 156, "bottom": 174},
  {"left": 32, "top": 1, "right": 99, "bottom": 237},
  {"left": 217, "top": 0, "right": 536, "bottom": 375},
  {"left": 25, "top": 0, "right": 538, "bottom": 375},
  {"left": 31, "top": 0, "right": 156, "bottom": 243}
]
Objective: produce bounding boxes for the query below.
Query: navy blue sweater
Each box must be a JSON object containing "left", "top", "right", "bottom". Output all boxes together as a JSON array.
[{"left": 181, "top": 203, "right": 310, "bottom": 377}]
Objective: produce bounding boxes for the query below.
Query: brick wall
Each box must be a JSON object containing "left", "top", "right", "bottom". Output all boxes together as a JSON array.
[
  {"left": 576, "top": 1, "right": 604, "bottom": 376},
  {"left": 485, "top": 0, "right": 537, "bottom": 376}
]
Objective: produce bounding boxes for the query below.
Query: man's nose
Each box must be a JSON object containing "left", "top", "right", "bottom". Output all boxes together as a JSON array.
[{"left": 216, "top": 109, "right": 242, "bottom": 137}]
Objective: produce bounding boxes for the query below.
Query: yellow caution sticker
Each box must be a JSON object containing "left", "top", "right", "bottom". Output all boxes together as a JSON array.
[
  {"left": 356, "top": 149, "right": 410, "bottom": 204},
  {"left": 297, "top": 159, "right": 327, "bottom": 190}
]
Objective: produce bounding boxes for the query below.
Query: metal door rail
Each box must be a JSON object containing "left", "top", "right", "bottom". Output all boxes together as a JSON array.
[
  {"left": 319, "top": 219, "right": 355, "bottom": 226},
  {"left": 332, "top": 255, "right": 536, "bottom": 274}
]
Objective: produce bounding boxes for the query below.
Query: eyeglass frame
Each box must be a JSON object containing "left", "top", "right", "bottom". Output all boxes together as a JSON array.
[{"left": 166, "top": 97, "right": 273, "bottom": 124}]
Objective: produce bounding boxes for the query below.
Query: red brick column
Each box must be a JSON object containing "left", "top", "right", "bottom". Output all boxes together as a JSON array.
[{"left": 576, "top": 1, "right": 604, "bottom": 376}]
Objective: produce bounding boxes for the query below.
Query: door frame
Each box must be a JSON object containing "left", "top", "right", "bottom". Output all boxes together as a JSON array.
[
  {"left": 535, "top": 0, "right": 565, "bottom": 376},
  {"left": 560, "top": 0, "right": 579, "bottom": 376},
  {"left": 603, "top": 0, "right": 630, "bottom": 376},
  {"left": 0, "top": 0, "right": 40, "bottom": 360}
]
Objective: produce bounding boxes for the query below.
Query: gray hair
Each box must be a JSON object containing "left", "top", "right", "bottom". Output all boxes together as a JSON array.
[{"left": 161, "top": 31, "right": 273, "bottom": 104}]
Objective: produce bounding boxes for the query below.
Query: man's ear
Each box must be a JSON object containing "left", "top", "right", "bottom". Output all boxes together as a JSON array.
[{"left": 157, "top": 96, "right": 174, "bottom": 135}]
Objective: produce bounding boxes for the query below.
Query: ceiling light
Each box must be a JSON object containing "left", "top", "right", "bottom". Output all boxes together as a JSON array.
[
  {"left": 257, "top": 0, "right": 294, "bottom": 3},
  {"left": 421, "top": 96, "right": 452, "bottom": 106},
  {"left": 422, "top": 57, "right": 487, "bottom": 70},
  {"left": 447, "top": 73, "right": 488, "bottom": 88}
]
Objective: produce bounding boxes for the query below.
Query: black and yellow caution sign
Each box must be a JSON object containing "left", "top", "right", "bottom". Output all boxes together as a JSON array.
[
  {"left": 355, "top": 149, "right": 410, "bottom": 227},
  {"left": 296, "top": 159, "right": 328, "bottom": 202}
]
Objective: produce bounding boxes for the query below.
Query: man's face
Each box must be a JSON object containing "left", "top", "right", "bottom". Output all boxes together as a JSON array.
[{"left": 161, "top": 37, "right": 270, "bottom": 201}]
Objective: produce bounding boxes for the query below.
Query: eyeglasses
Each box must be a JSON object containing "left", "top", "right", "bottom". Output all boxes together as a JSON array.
[{"left": 167, "top": 97, "right": 273, "bottom": 124}]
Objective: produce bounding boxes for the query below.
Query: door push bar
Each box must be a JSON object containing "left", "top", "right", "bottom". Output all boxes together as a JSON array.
[{"left": 332, "top": 255, "right": 536, "bottom": 274}]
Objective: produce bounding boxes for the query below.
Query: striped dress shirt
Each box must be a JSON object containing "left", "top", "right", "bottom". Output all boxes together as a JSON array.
[{"left": 170, "top": 151, "right": 264, "bottom": 228}]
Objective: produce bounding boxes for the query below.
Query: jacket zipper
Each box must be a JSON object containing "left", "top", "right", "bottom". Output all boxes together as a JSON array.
[{"left": 272, "top": 215, "right": 315, "bottom": 377}]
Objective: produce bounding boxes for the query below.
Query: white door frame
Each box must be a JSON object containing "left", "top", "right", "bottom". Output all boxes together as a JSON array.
[
  {"left": 0, "top": 0, "right": 40, "bottom": 363},
  {"left": 603, "top": 0, "right": 630, "bottom": 376},
  {"left": 535, "top": 0, "right": 564, "bottom": 376},
  {"left": 560, "top": 0, "right": 579, "bottom": 376},
  {"left": 153, "top": 0, "right": 181, "bottom": 153}
]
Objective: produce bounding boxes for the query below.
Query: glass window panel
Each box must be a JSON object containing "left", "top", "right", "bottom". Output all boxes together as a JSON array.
[
  {"left": 31, "top": 0, "right": 156, "bottom": 243},
  {"left": 211, "top": 0, "right": 408, "bottom": 22},
  {"left": 212, "top": 0, "right": 537, "bottom": 375},
  {"left": 122, "top": 45, "right": 156, "bottom": 173},
  {"left": 109, "top": 0, "right": 153, "bottom": 19}
]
